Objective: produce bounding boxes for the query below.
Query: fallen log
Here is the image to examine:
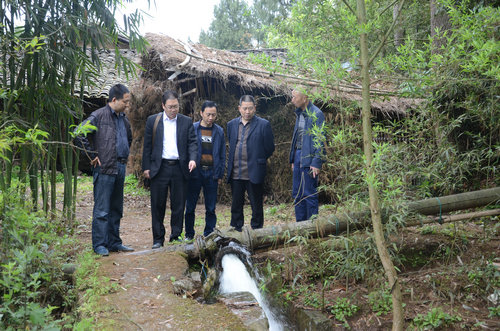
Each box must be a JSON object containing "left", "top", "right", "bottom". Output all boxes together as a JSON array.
[
  {"left": 196, "top": 187, "right": 500, "bottom": 255},
  {"left": 408, "top": 187, "right": 500, "bottom": 215},
  {"left": 128, "top": 187, "right": 499, "bottom": 259}
]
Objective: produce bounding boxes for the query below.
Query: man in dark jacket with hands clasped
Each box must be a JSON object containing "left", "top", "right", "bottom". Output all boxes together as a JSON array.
[{"left": 74, "top": 83, "right": 134, "bottom": 256}]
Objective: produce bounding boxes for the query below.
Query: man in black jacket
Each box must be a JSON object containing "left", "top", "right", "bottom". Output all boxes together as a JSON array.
[
  {"left": 142, "top": 90, "right": 197, "bottom": 248},
  {"left": 227, "top": 95, "right": 275, "bottom": 231},
  {"left": 74, "top": 84, "right": 134, "bottom": 256}
]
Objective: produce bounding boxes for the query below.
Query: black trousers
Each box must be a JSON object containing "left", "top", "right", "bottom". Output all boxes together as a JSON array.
[
  {"left": 230, "top": 179, "right": 264, "bottom": 230},
  {"left": 150, "top": 161, "right": 186, "bottom": 244}
]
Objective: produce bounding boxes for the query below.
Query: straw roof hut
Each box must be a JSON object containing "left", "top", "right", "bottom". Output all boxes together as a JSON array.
[{"left": 127, "top": 33, "right": 419, "bottom": 203}]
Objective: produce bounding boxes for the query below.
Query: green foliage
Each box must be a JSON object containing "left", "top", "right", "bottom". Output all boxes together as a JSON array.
[
  {"left": 1, "top": 0, "right": 150, "bottom": 219},
  {"left": 0, "top": 194, "right": 78, "bottom": 329},
  {"left": 250, "top": 0, "right": 295, "bottom": 47},
  {"left": 303, "top": 292, "right": 322, "bottom": 309},
  {"left": 259, "top": 0, "right": 499, "bottom": 200},
  {"left": 412, "top": 307, "right": 462, "bottom": 330},
  {"left": 70, "top": 122, "right": 97, "bottom": 140},
  {"left": 74, "top": 250, "right": 116, "bottom": 325},
  {"left": 385, "top": 1, "right": 500, "bottom": 188},
  {"left": 294, "top": 232, "right": 385, "bottom": 281},
  {"left": 199, "top": 0, "right": 253, "bottom": 49},
  {"left": 488, "top": 305, "right": 500, "bottom": 318},
  {"left": 124, "top": 174, "right": 149, "bottom": 196},
  {"left": 200, "top": 0, "right": 293, "bottom": 49},
  {"left": 368, "top": 285, "right": 392, "bottom": 316},
  {"left": 466, "top": 261, "right": 500, "bottom": 293},
  {"left": 329, "top": 297, "right": 359, "bottom": 328}
]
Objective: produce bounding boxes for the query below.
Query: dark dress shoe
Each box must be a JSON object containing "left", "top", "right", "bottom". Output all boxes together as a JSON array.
[
  {"left": 152, "top": 242, "right": 163, "bottom": 249},
  {"left": 110, "top": 244, "right": 134, "bottom": 252},
  {"left": 95, "top": 246, "right": 109, "bottom": 256}
]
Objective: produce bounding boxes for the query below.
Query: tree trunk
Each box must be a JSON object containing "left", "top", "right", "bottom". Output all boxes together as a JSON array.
[
  {"left": 393, "top": 1, "right": 404, "bottom": 49},
  {"left": 357, "top": 0, "right": 404, "bottom": 329},
  {"left": 430, "top": 0, "right": 452, "bottom": 54}
]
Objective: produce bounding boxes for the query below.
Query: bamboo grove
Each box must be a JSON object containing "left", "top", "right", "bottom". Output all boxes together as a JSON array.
[{"left": 0, "top": 0, "right": 148, "bottom": 220}]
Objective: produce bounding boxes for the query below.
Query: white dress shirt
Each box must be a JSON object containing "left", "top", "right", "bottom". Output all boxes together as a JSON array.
[{"left": 162, "top": 113, "right": 179, "bottom": 159}]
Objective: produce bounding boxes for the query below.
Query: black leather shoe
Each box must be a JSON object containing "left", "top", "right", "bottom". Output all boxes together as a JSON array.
[
  {"left": 95, "top": 246, "right": 109, "bottom": 256},
  {"left": 152, "top": 242, "right": 163, "bottom": 249},
  {"left": 110, "top": 244, "right": 134, "bottom": 252}
]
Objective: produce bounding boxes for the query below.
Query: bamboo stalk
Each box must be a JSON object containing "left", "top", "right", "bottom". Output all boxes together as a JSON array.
[{"left": 407, "top": 208, "right": 500, "bottom": 227}]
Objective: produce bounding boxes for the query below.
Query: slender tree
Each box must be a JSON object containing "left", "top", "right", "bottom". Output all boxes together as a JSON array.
[{"left": 349, "top": 0, "right": 405, "bottom": 328}]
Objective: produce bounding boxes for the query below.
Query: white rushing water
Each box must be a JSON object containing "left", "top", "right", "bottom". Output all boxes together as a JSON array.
[{"left": 219, "top": 254, "right": 284, "bottom": 331}]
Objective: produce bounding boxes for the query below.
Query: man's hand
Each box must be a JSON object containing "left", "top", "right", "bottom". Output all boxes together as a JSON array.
[
  {"left": 90, "top": 156, "right": 101, "bottom": 167},
  {"left": 143, "top": 170, "right": 150, "bottom": 179},
  {"left": 310, "top": 166, "right": 320, "bottom": 178},
  {"left": 188, "top": 160, "right": 196, "bottom": 172},
  {"left": 291, "top": 163, "right": 294, "bottom": 171}
]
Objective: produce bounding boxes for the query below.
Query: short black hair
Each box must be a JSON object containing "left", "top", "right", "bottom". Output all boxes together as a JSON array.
[
  {"left": 162, "top": 90, "right": 179, "bottom": 104},
  {"left": 239, "top": 95, "right": 255, "bottom": 106},
  {"left": 108, "top": 84, "right": 129, "bottom": 102},
  {"left": 201, "top": 100, "right": 218, "bottom": 112}
]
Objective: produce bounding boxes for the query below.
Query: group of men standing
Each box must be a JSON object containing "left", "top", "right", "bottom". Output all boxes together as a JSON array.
[{"left": 76, "top": 84, "right": 325, "bottom": 256}]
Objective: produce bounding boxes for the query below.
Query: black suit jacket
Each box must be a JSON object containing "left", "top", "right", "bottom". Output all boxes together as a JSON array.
[
  {"left": 142, "top": 112, "right": 197, "bottom": 180},
  {"left": 227, "top": 115, "right": 275, "bottom": 184}
]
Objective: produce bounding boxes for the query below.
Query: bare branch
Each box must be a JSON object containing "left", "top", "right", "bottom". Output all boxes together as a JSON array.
[
  {"left": 369, "top": 0, "right": 407, "bottom": 66},
  {"left": 340, "top": 0, "right": 356, "bottom": 16},
  {"left": 380, "top": 0, "right": 400, "bottom": 16}
]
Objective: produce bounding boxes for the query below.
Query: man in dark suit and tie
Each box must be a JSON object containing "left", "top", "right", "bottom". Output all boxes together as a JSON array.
[
  {"left": 142, "top": 90, "right": 197, "bottom": 248},
  {"left": 227, "top": 95, "right": 275, "bottom": 231}
]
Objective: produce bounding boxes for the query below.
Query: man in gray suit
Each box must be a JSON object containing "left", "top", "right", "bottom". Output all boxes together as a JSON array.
[{"left": 142, "top": 90, "right": 197, "bottom": 248}]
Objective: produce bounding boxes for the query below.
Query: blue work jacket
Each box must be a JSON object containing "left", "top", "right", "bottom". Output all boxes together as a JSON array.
[{"left": 289, "top": 102, "right": 325, "bottom": 169}]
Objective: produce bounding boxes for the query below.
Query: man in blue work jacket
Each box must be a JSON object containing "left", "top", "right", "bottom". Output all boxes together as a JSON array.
[{"left": 289, "top": 89, "right": 325, "bottom": 222}]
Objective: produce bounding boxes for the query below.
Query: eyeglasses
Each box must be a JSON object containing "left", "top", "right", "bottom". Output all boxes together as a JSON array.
[{"left": 166, "top": 104, "right": 179, "bottom": 110}]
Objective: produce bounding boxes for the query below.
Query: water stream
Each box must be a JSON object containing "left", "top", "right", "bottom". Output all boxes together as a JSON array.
[{"left": 219, "top": 253, "right": 285, "bottom": 331}]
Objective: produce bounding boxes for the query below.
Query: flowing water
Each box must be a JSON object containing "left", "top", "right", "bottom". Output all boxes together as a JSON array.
[{"left": 219, "top": 253, "right": 285, "bottom": 331}]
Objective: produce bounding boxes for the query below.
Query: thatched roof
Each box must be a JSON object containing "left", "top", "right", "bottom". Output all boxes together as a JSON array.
[
  {"left": 142, "top": 33, "right": 289, "bottom": 94},
  {"left": 143, "top": 33, "right": 420, "bottom": 116}
]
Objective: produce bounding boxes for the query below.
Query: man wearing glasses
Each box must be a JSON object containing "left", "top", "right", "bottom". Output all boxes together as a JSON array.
[{"left": 142, "top": 90, "right": 197, "bottom": 248}]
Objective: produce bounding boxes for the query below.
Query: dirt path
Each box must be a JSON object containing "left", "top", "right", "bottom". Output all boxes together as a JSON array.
[
  {"left": 76, "top": 192, "right": 249, "bottom": 330},
  {"left": 75, "top": 182, "right": 500, "bottom": 330}
]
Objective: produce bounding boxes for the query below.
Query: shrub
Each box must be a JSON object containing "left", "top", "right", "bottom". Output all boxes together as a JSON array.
[{"left": 413, "top": 307, "right": 462, "bottom": 330}]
